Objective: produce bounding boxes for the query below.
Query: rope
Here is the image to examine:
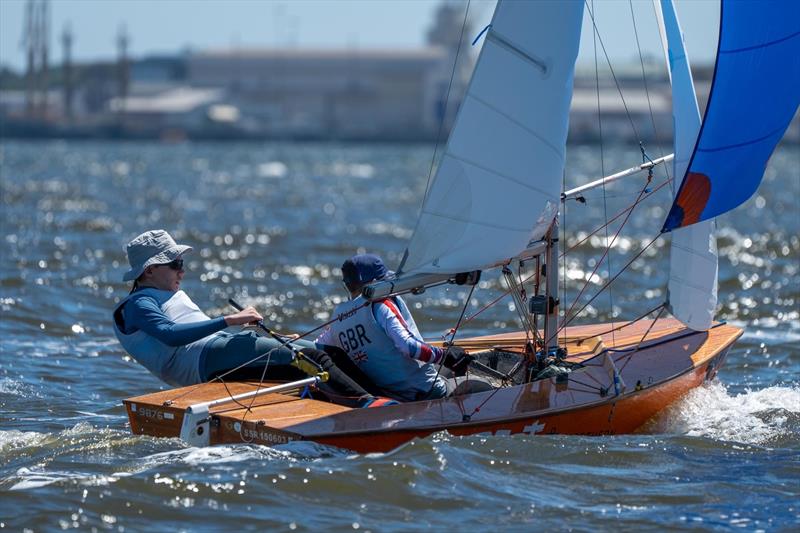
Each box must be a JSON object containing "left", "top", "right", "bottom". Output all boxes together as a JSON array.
[
  {"left": 427, "top": 283, "right": 476, "bottom": 398},
  {"left": 549, "top": 232, "right": 662, "bottom": 346},
  {"left": 444, "top": 175, "right": 672, "bottom": 334},
  {"left": 591, "top": 0, "right": 616, "bottom": 348},
  {"left": 472, "top": 24, "right": 491, "bottom": 46},
  {"left": 448, "top": 283, "right": 477, "bottom": 346},
  {"left": 616, "top": 304, "right": 667, "bottom": 373},
  {"left": 584, "top": 0, "right": 642, "bottom": 141},
  {"left": 421, "top": 0, "right": 471, "bottom": 203},
  {"left": 633, "top": 0, "right": 673, "bottom": 190},
  {"left": 559, "top": 172, "right": 654, "bottom": 334},
  {"left": 561, "top": 176, "right": 672, "bottom": 256},
  {"left": 163, "top": 300, "right": 371, "bottom": 406},
  {"left": 561, "top": 171, "right": 568, "bottom": 348},
  {"left": 572, "top": 303, "right": 665, "bottom": 345}
]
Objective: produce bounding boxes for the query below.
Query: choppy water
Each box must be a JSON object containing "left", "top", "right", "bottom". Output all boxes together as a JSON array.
[{"left": 1, "top": 139, "right": 798, "bottom": 530}]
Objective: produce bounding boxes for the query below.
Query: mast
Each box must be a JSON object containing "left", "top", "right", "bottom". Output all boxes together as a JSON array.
[{"left": 543, "top": 227, "right": 559, "bottom": 351}]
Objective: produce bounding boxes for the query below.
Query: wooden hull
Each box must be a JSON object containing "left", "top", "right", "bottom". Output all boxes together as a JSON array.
[{"left": 123, "top": 319, "right": 742, "bottom": 453}]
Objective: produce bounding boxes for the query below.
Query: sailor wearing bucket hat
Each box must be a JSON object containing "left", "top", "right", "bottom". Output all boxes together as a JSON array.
[
  {"left": 112, "top": 230, "right": 384, "bottom": 407},
  {"left": 121, "top": 229, "right": 193, "bottom": 284}
]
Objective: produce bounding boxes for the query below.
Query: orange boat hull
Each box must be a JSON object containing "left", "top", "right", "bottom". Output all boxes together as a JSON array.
[{"left": 124, "top": 319, "right": 741, "bottom": 453}]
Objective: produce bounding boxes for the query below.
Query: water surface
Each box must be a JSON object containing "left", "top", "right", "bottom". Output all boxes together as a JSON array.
[{"left": 1, "top": 140, "right": 798, "bottom": 530}]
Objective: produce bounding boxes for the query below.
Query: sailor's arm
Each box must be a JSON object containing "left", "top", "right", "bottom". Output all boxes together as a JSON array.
[
  {"left": 123, "top": 297, "right": 260, "bottom": 346},
  {"left": 373, "top": 301, "right": 444, "bottom": 363}
]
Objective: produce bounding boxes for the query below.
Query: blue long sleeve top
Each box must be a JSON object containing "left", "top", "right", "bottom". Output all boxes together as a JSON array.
[{"left": 120, "top": 294, "right": 227, "bottom": 347}]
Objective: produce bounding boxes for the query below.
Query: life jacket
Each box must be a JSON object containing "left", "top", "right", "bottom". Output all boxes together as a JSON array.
[
  {"left": 326, "top": 295, "right": 446, "bottom": 401},
  {"left": 112, "top": 288, "right": 218, "bottom": 386}
]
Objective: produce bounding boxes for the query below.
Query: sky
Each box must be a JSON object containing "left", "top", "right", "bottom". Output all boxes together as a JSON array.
[{"left": 0, "top": 0, "right": 720, "bottom": 72}]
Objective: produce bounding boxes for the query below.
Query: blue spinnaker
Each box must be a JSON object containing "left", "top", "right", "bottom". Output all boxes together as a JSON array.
[{"left": 662, "top": 0, "right": 800, "bottom": 232}]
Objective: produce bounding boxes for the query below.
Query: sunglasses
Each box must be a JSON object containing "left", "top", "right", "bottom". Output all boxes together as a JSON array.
[{"left": 161, "top": 258, "right": 184, "bottom": 271}]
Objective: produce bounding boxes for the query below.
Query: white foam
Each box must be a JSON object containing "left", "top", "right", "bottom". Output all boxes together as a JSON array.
[
  {"left": 182, "top": 445, "right": 282, "bottom": 464},
  {"left": 141, "top": 443, "right": 298, "bottom": 467},
  {"left": 650, "top": 381, "right": 800, "bottom": 445},
  {"left": 9, "top": 467, "right": 76, "bottom": 490},
  {"left": 8, "top": 466, "right": 124, "bottom": 491},
  {"left": 0, "top": 429, "right": 46, "bottom": 453},
  {"left": 0, "top": 377, "right": 26, "bottom": 396}
]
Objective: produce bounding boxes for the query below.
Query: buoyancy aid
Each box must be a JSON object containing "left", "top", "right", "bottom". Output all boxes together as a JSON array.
[
  {"left": 112, "top": 288, "right": 218, "bottom": 386},
  {"left": 324, "top": 295, "right": 446, "bottom": 401}
]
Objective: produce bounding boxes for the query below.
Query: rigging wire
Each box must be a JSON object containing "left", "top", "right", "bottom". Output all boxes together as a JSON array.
[
  {"left": 561, "top": 176, "right": 672, "bottom": 256},
  {"left": 621, "top": 1, "right": 671, "bottom": 357},
  {"left": 445, "top": 175, "right": 673, "bottom": 331},
  {"left": 583, "top": 0, "right": 642, "bottom": 142},
  {"left": 631, "top": 0, "right": 671, "bottom": 175},
  {"left": 163, "top": 300, "right": 371, "bottom": 406},
  {"left": 421, "top": 0, "right": 472, "bottom": 204},
  {"left": 572, "top": 302, "right": 665, "bottom": 346},
  {"left": 426, "top": 282, "right": 477, "bottom": 400},
  {"left": 554, "top": 231, "right": 663, "bottom": 340},
  {"left": 558, "top": 165, "right": 654, "bottom": 341},
  {"left": 397, "top": 0, "right": 472, "bottom": 274},
  {"left": 561, "top": 171, "right": 568, "bottom": 349},
  {"left": 616, "top": 304, "right": 667, "bottom": 373},
  {"left": 591, "top": 0, "right": 617, "bottom": 348}
]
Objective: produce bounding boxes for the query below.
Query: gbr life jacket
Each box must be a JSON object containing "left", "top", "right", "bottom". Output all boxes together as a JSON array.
[{"left": 323, "top": 295, "right": 446, "bottom": 401}]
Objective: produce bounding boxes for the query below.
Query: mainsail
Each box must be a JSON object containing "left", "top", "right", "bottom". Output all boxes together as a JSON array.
[
  {"left": 662, "top": 0, "right": 800, "bottom": 232},
  {"left": 657, "top": 0, "right": 718, "bottom": 331},
  {"left": 398, "top": 0, "right": 584, "bottom": 276}
]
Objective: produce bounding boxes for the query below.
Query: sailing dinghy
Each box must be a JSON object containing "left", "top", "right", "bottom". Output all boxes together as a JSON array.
[{"left": 123, "top": 0, "right": 799, "bottom": 453}]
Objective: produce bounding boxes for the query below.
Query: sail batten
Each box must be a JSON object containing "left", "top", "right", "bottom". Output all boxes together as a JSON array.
[
  {"left": 399, "top": 0, "right": 584, "bottom": 276},
  {"left": 486, "top": 31, "right": 548, "bottom": 73},
  {"left": 465, "top": 93, "right": 566, "bottom": 160},
  {"left": 442, "top": 151, "right": 561, "bottom": 198}
]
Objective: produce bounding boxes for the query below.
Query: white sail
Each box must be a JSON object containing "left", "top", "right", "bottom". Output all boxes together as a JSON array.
[
  {"left": 657, "top": 0, "right": 718, "bottom": 331},
  {"left": 399, "top": 0, "right": 584, "bottom": 276}
]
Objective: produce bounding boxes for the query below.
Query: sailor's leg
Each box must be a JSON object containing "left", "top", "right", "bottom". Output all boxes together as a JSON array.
[
  {"left": 317, "top": 344, "right": 386, "bottom": 396},
  {"left": 293, "top": 346, "right": 374, "bottom": 407},
  {"left": 200, "top": 333, "right": 378, "bottom": 407},
  {"left": 200, "top": 331, "right": 301, "bottom": 381}
]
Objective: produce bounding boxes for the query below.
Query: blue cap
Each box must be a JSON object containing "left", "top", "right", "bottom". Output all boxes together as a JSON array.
[{"left": 342, "top": 254, "right": 392, "bottom": 290}]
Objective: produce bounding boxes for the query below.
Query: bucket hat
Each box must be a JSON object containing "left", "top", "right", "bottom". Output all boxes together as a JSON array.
[{"left": 122, "top": 229, "right": 192, "bottom": 282}]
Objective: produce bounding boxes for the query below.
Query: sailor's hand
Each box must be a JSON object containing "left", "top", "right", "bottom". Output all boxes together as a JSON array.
[
  {"left": 442, "top": 346, "right": 473, "bottom": 377},
  {"left": 224, "top": 306, "right": 263, "bottom": 326}
]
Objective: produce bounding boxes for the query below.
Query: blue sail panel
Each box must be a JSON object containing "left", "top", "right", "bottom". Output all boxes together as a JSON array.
[{"left": 662, "top": 0, "right": 800, "bottom": 232}]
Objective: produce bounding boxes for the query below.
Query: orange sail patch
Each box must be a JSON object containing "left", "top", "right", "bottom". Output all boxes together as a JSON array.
[{"left": 675, "top": 172, "right": 711, "bottom": 226}]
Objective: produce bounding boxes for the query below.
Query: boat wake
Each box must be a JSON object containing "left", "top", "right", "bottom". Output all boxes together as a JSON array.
[
  {"left": 646, "top": 380, "right": 800, "bottom": 446},
  {"left": 142, "top": 439, "right": 348, "bottom": 467}
]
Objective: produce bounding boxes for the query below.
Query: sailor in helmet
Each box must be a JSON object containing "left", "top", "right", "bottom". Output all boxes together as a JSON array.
[
  {"left": 112, "top": 230, "right": 390, "bottom": 407},
  {"left": 316, "top": 254, "right": 492, "bottom": 402}
]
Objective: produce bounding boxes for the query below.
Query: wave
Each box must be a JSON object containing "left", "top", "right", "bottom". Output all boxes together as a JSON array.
[{"left": 646, "top": 381, "right": 800, "bottom": 445}]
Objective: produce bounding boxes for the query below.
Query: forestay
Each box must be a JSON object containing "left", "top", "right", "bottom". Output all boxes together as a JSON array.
[
  {"left": 398, "top": 0, "right": 584, "bottom": 276},
  {"left": 662, "top": 0, "right": 800, "bottom": 232},
  {"left": 657, "top": 0, "right": 718, "bottom": 331}
]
